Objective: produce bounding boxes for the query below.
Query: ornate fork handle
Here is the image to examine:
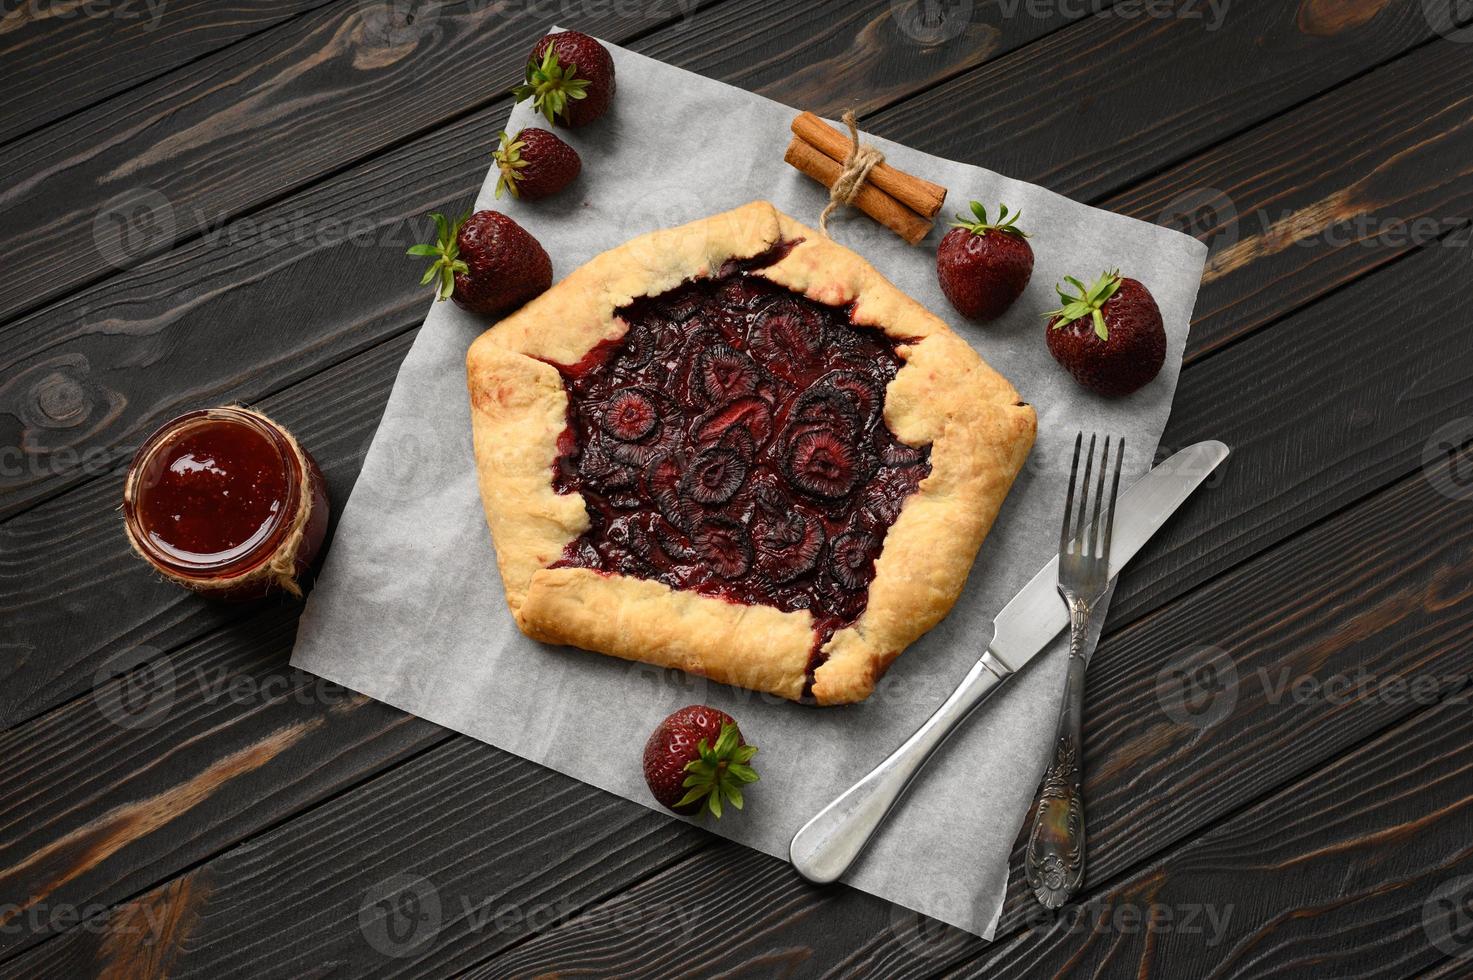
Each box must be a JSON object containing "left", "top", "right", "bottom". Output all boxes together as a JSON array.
[{"left": 1025, "top": 595, "right": 1091, "bottom": 909}]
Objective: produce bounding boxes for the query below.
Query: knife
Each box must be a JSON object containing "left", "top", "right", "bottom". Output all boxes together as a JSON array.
[{"left": 789, "top": 440, "right": 1230, "bottom": 884}]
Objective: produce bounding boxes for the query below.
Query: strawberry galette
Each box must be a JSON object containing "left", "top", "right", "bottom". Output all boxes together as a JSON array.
[{"left": 467, "top": 202, "right": 1035, "bottom": 704}]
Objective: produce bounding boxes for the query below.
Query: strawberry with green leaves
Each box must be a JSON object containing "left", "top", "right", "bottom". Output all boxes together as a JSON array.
[
  {"left": 493, "top": 128, "right": 581, "bottom": 200},
  {"left": 1044, "top": 270, "right": 1166, "bottom": 397},
  {"left": 408, "top": 210, "right": 551, "bottom": 317},
  {"left": 512, "top": 30, "right": 615, "bottom": 128},
  {"left": 936, "top": 201, "right": 1034, "bottom": 321},
  {"left": 643, "top": 705, "right": 759, "bottom": 818}
]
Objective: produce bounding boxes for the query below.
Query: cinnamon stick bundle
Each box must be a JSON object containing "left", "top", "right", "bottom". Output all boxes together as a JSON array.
[
  {"left": 784, "top": 111, "right": 948, "bottom": 245},
  {"left": 791, "top": 112, "right": 947, "bottom": 219}
]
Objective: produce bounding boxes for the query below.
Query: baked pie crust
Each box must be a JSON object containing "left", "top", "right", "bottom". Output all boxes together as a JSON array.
[{"left": 467, "top": 201, "right": 1035, "bottom": 705}]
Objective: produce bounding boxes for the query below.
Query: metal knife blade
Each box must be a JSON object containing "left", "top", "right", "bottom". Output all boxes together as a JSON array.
[
  {"left": 789, "top": 440, "right": 1230, "bottom": 884},
  {"left": 988, "top": 439, "right": 1229, "bottom": 672}
]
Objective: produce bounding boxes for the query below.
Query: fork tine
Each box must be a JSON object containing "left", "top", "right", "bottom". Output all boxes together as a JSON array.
[
  {"left": 1100, "top": 436, "right": 1125, "bottom": 566},
  {"left": 1073, "top": 433, "right": 1096, "bottom": 553},
  {"left": 1090, "top": 436, "right": 1109, "bottom": 556},
  {"left": 1060, "top": 433, "right": 1082, "bottom": 555}
]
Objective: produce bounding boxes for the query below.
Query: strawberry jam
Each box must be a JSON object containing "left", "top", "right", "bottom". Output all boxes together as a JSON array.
[
  {"left": 123, "top": 408, "right": 328, "bottom": 598},
  {"left": 550, "top": 244, "right": 931, "bottom": 684}
]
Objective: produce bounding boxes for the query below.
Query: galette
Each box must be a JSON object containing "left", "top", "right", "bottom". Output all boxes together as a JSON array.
[{"left": 467, "top": 201, "right": 1035, "bottom": 705}]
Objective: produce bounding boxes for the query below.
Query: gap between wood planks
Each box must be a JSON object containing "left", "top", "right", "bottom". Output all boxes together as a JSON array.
[{"left": 0, "top": 0, "right": 344, "bottom": 149}]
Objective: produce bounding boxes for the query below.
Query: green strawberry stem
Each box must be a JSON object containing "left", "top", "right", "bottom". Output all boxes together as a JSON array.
[
  {"left": 407, "top": 211, "right": 470, "bottom": 302},
  {"left": 510, "top": 46, "right": 591, "bottom": 127},
  {"left": 493, "top": 130, "right": 529, "bottom": 200},
  {"left": 675, "top": 722, "right": 759, "bottom": 819},
  {"left": 1045, "top": 269, "right": 1123, "bottom": 341},
  {"left": 949, "top": 200, "right": 1029, "bottom": 238}
]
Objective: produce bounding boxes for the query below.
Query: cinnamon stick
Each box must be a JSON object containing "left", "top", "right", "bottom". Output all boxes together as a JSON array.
[
  {"left": 784, "top": 137, "right": 932, "bottom": 245},
  {"left": 791, "top": 111, "right": 947, "bottom": 219}
]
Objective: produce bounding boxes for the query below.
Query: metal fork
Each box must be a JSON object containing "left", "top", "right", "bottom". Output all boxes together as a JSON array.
[{"left": 1024, "top": 432, "right": 1124, "bottom": 909}]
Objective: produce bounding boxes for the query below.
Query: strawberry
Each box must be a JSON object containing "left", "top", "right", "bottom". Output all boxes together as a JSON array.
[
  {"left": 1044, "top": 270, "right": 1166, "bottom": 397},
  {"left": 493, "top": 128, "right": 581, "bottom": 201},
  {"left": 642, "top": 705, "right": 758, "bottom": 818},
  {"left": 935, "top": 201, "right": 1034, "bottom": 321},
  {"left": 512, "top": 30, "right": 616, "bottom": 128},
  {"left": 408, "top": 210, "right": 551, "bottom": 317}
]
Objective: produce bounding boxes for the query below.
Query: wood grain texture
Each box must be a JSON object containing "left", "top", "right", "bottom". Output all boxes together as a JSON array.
[
  {"left": 0, "top": 737, "right": 713, "bottom": 979},
  {"left": 0, "top": 330, "right": 417, "bottom": 730},
  {"left": 0, "top": 592, "right": 444, "bottom": 962},
  {"left": 863, "top": 0, "right": 1438, "bottom": 203},
  {"left": 0, "top": 0, "right": 711, "bottom": 327},
  {"left": 462, "top": 450, "right": 1473, "bottom": 978},
  {"left": 1107, "top": 237, "right": 1473, "bottom": 628},
  {"left": 0, "top": 0, "right": 335, "bottom": 145},
  {"left": 2, "top": 1, "right": 1456, "bottom": 520},
  {"left": 0, "top": 0, "right": 1094, "bottom": 949},
  {"left": 0, "top": 0, "right": 1057, "bottom": 336},
  {"left": 1104, "top": 37, "right": 1473, "bottom": 361},
  {"left": 954, "top": 693, "right": 1473, "bottom": 977},
  {"left": 5, "top": 315, "right": 1466, "bottom": 971}
]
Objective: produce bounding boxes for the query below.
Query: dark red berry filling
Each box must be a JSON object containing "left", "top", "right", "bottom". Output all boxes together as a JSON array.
[{"left": 550, "top": 243, "right": 931, "bottom": 688}]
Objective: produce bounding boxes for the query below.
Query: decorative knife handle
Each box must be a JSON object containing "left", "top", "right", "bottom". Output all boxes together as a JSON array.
[
  {"left": 789, "top": 649, "right": 1014, "bottom": 884},
  {"left": 1025, "top": 613, "right": 1089, "bottom": 908}
]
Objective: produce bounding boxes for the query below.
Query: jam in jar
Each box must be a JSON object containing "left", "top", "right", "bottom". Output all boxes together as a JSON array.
[{"left": 122, "top": 407, "right": 329, "bottom": 598}]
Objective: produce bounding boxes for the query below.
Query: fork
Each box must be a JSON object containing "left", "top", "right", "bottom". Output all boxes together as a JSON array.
[{"left": 1024, "top": 432, "right": 1124, "bottom": 909}]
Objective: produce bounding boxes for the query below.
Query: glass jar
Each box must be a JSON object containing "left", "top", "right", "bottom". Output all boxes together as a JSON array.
[{"left": 122, "top": 407, "right": 329, "bottom": 599}]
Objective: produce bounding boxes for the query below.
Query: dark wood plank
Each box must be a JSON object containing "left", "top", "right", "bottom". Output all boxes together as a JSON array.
[
  {"left": 0, "top": 7, "right": 1461, "bottom": 972},
  {"left": 0, "top": 0, "right": 335, "bottom": 145},
  {"left": 1107, "top": 235, "right": 1473, "bottom": 627},
  {"left": 2, "top": 3, "right": 1448, "bottom": 524},
  {"left": 0, "top": 605, "right": 444, "bottom": 961},
  {"left": 0, "top": 329, "right": 418, "bottom": 730},
  {"left": 4, "top": 240, "right": 1466, "bottom": 964},
  {"left": 459, "top": 445, "right": 1473, "bottom": 978},
  {"left": 0, "top": 0, "right": 1084, "bottom": 953},
  {"left": 0, "top": 128, "right": 1461, "bottom": 954},
  {"left": 0, "top": 336, "right": 457, "bottom": 961},
  {"left": 4, "top": 4, "right": 1460, "bottom": 537},
  {"left": 863, "top": 0, "right": 1440, "bottom": 203},
  {"left": 953, "top": 702, "right": 1473, "bottom": 976},
  {"left": 1102, "top": 37, "right": 1473, "bottom": 361},
  {"left": 0, "top": 738, "right": 713, "bottom": 978}
]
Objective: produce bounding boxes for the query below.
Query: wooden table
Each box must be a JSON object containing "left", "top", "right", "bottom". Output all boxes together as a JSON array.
[{"left": 3, "top": 1, "right": 1472, "bottom": 976}]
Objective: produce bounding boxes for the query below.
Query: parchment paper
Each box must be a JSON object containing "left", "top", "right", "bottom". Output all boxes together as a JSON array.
[{"left": 292, "top": 33, "right": 1206, "bottom": 939}]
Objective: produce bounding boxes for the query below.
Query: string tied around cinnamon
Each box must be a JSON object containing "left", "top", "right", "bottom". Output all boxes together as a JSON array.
[{"left": 817, "top": 110, "right": 885, "bottom": 238}]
